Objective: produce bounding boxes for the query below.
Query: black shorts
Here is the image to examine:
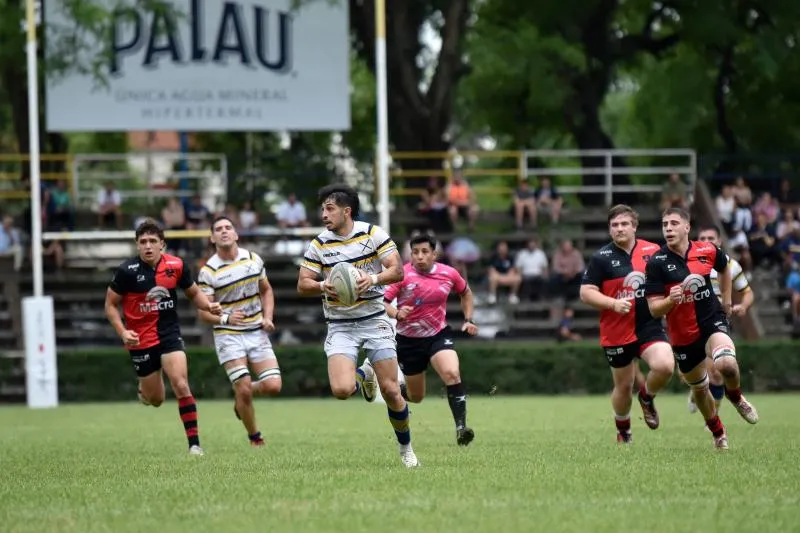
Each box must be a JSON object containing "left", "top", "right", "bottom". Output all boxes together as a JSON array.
[
  {"left": 128, "top": 336, "right": 186, "bottom": 377},
  {"left": 396, "top": 327, "right": 455, "bottom": 376},
  {"left": 673, "top": 316, "right": 730, "bottom": 374},
  {"left": 603, "top": 333, "right": 669, "bottom": 369}
]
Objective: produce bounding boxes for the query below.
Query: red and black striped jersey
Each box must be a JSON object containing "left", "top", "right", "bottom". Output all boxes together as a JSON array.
[
  {"left": 109, "top": 253, "right": 194, "bottom": 350},
  {"left": 644, "top": 241, "right": 728, "bottom": 346},
  {"left": 581, "top": 239, "right": 664, "bottom": 347}
]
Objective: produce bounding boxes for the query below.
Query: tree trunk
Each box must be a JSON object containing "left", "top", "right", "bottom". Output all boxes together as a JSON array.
[{"left": 349, "top": 0, "right": 470, "bottom": 206}]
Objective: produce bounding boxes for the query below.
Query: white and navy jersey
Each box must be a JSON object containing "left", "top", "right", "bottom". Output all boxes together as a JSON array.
[
  {"left": 301, "top": 221, "right": 397, "bottom": 322},
  {"left": 197, "top": 247, "right": 266, "bottom": 335},
  {"left": 710, "top": 256, "right": 750, "bottom": 298}
]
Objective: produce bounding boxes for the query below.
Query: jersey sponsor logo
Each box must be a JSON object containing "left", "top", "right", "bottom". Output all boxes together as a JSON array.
[
  {"left": 599, "top": 249, "right": 612, "bottom": 255},
  {"left": 164, "top": 268, "right": 176, "bottom": 278},
  {"left": 139, "top": 285, "right": 175, "bottom": 312},
  {"left": 680, "top": 274, "right": 711, "bottom": 303},
  {"left": 127, "top": 263, "right": 139, "bottom": 270},
  {"left": 617, "top": 271, "right": 645, "bottom": 300}
]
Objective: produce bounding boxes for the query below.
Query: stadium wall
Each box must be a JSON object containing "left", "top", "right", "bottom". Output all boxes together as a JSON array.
[{"left": 1, "top": 340, "right": 798, "bottom": 402}]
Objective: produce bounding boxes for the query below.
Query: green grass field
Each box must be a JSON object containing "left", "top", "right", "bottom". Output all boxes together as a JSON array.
[{"left": 1, "top": 394, "right": 797, "bottom": 533}]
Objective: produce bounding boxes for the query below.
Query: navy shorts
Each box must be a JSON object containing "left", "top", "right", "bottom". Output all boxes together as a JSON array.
[{"left": 128, "top": 336, "right": 186, "bottom": 377}]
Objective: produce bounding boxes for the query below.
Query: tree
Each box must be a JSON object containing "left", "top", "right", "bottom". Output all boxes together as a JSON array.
[
  {"left": 349, "top": 0, "right": 472, "bottom": 195},
  {"left": 0, "top": 0, "right": 175, "bottom": 177}
]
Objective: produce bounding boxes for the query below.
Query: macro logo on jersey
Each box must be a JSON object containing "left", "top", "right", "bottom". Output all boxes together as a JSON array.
[
  {"left": 139, "top": 286, "right": 174, "bottom": 312},
  {"left": 680, "top": 274, "right": 711, "bottom": 303},
  {"left": 617, "top": 271, "right": 646, "bottom": 300}
]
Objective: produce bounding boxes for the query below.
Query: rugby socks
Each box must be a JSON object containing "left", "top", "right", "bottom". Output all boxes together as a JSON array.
[
  {"left": 705, "top": 415, "right": 725, "bottom": 438},
  {"left": 249, "top": 431, "right": 264, "bottom": 446},
  {"left": 614, "top": 414, "right": 631, "bottom": 437},
  {"left": 446, "top": 383, "right": 467, "bottom": 429},
  {"left": 177, "top": 395, "right": 200, "bottom": 448},
  {"left": 724, "top": 386, "right": 743, "bottom": 405},
  {"left": 710, "top": 383, "right": 725, "bottom": 409},
  {"left": 388, "top": 404, "right": 411, "bottom": 445}
]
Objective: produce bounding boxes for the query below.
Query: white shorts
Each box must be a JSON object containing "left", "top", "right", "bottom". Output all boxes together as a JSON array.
[
  {"left": 324, "top": 316, "right": 397, "bottom": 363},
  {"left": 214, "top": 329, "right": 276, "bottom": 365}
]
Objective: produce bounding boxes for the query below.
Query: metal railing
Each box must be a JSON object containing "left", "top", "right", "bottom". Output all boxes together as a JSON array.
[
  {"left": 383, "top": 148, "right": 696, "bottom": 207},
  {"left": 0, "top": 153, "right": 72, "bottom": 200},
  {"left": 71, "top": 152, "right": 228, "bottom": 211},
  {"left": 521, "top": 149, "right": 697, "bottom": 206}
]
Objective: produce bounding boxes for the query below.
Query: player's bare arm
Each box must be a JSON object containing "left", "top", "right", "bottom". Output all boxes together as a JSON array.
[
  {"left": 104, "top": 288, "right": 139, "bottom": 346},
  {"left": 356, "top": 250, "right": 404, "bottom": 294},
  {"left": 733, "top": 287, "right": 754, "bottom": 316},
  {"left": 459, "top": 287, "right": 478, "bottom": 336},
  {"left": 647, "top": 293, "right": 677, "bottom": 318},
  {"left": 298, "top": 266, "right": 335, "bottom": 297},
  {"left": 184, "top": 283, "right": 222, "bottom": 315},
  {"left": 580, "top": 284, "right": 631, "bottom": 314},
  {"left": 259, "top": 277, "right": 276, "bottom": 332},
  {"left": 197, "top": 294, "right": 245, "bottom": 326},
  {"left": 718, "top": 264, "right": 733, "bottom": 314}
]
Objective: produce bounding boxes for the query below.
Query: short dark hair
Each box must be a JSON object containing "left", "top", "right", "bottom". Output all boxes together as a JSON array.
[
  {"left": 409, "top": 230, "right": 437, "bottom": 250},
  {"left": 697, "top": 224, "right": 721, "bottom": 237},
  {"left": 318, "top": 184, "right": 360, "bottom": 218},
  {"left": 607, "top": 204, "right": 639, "bottom": 225},
  {"left": 662, "top": 207, "right": 691, "bottom": 222},
  {"left": 135, "top": 218, "right": 164, "bottom": 241},
  {"left": 211, "top": 215, "right": 235, "bottom": 231}
]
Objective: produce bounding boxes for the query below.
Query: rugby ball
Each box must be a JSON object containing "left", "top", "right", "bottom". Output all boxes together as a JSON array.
[{"left": 328, "top": 262, "right": 362, "bottom": 306}]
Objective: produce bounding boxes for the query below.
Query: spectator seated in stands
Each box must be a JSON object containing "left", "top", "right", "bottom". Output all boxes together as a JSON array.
[
  {"left": 514, "top": 237, "right": 548, "bottom": 301},
  {"left": 533, "top": 177, "right": 562, "bottom": 225},
  {"left": 486, "top": 240, "right": 521, "bottom": 305},
  {"left": 445, "top": 236, "right": 480, "bottom": 281},
  {"left": 512, "top": 177, "right": 537, "bottom": 231},
  {"left": 47, "top": 180, "right": 75, "bottom": 231},
  {"left": 748, "top": 213, "right": 781, "bottom": 270},
  {"left": 418, "top": 176, "right": 452, "bottom": 234},
  {"left": 715, "top": 184, "right": 736, "bottom": 234},
  {"left": 185, "top": 194, "right": 211, "bottom": 230},
  {"left": 732, "top": 176, "right": 753, "bottom": 208},
  {"left": 660, "top": 173, "right": 689, "bottom": 211},
  {"left": 276, "top": 192, "right": 309, "bottom": 229},
  {"left": 161, "top": 197, "right": 186, "bottom": 254},
  {"left": 549, "top": 239, "right": 585, "bottom": 303},
  {"left": 778, "top": 178, "right": 800, "bottom": 217},
  {"left": 787, "top": 263, "right": 800, "bottom": 327},
  {"left": 753, "top": 192, "right": 780, "bottom": 226},
  {"left": 96, "top": 182, "right": 123, "bottom": 230},
  {"left": 556, "top": 307, "right": 582, "bottom": 342},
  {"left": 239, "top": 201, "right": 259, "bottom": 233},
  {"left": 781, "top": 225, "right": 800, "bottom": 272},
  {"left": 776, "top": 209, "right": 800, "bottom": 242},
  {"left": 447, "top": 171, "right": 479, "bottom": 232},
  {"left": 0, "top": 215, "right": 23, "bottom": 271},
  {"left": 729, "top": 199, "right": 754, "bottom": 275}
]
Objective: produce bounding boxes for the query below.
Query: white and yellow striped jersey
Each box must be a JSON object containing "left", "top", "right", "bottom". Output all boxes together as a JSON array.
[
  {"left": 301, "top": 221, "right": 397, "bottom": 322},
  {"left": 197, "top": 247, "right": 266, "bottom": 335},
  {"left": 710, "top": 255, "right": 749, "bottom": 298}
]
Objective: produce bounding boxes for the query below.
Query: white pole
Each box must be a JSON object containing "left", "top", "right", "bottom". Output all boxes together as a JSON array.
[
  {"left": 375, "top": 0, "right": 390, "bottom": 230},
  {"left": 23, "top": 0, "right": 58, "bottom": 409},
  {"left": 26, "top": 0, "right": 43, "bottom": 297}
]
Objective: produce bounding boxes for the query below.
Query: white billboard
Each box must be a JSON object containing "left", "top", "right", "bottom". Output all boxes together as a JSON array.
[{"left": 45, "top": 0, "right": 350, "bottom": 132}]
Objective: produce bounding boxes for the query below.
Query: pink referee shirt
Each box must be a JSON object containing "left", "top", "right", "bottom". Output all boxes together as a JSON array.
[{"left": 384, "top": 262, "right": 467, "bottom": 338}]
